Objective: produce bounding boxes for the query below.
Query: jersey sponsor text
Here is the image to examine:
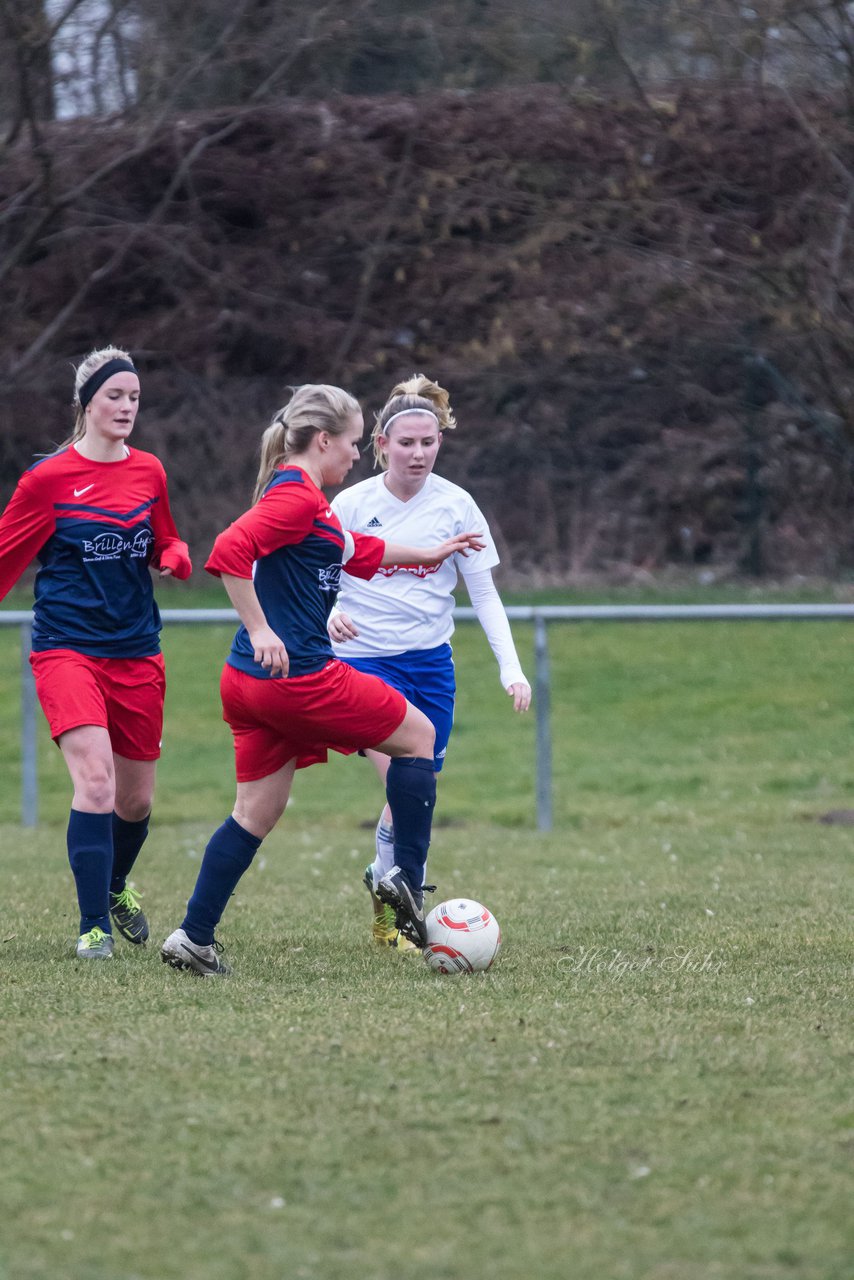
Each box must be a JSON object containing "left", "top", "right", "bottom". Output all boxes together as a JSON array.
[{"left": 377, "top": 563, "right": 440, "bottom": 578}]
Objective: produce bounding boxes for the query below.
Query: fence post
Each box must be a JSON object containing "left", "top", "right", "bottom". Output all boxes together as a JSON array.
[
  {"left": 534, "top": 614, "right": 552, "bottom": 832},
  {"left": 20, "top": 620, "right": 37, "bottom": 828}
]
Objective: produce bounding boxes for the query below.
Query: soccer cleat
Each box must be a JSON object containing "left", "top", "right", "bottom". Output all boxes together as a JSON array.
[
  {"left": 109, "top": 885, "right": 149, "bottom": 945},
  {"left": 371, "top": 900, "right": 397, "bottom": 945},
  {"left": 376, "top": 866, "right": 428, "bottom": 948},
  {"left": 371, "top": 902, "right": 420, "bottom": 952},
  {"left": 76, "top": 926, "right": 115, "bottom": 960},
  {"left": 160, "top": 927, "right": 231, "bottom": 977},
  {"left": 364, "top": 864, "right": 418, "bottom": 952}
]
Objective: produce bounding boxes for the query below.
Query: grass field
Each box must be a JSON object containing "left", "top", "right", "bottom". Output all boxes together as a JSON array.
[{"left": 0, "top": 598, "right": 851, "bottom": 1279}]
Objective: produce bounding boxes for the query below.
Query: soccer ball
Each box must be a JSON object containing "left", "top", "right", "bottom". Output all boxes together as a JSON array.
[{"left": 422, "top": 898, "right": 501, "bottom": 974}]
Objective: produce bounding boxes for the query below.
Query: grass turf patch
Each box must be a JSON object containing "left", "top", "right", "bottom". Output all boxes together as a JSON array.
[{"left": 0, "top": 612, "right": 852, "bottom": 1278}]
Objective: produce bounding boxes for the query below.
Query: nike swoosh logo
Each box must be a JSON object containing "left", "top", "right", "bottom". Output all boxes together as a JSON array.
[
  {"left": 180, "top": 942, "right": 219, "bottom": 971},
  {"left": 73, "top": 485, "right": 94, "bottom": 497},
  {"left": 324, "top": 508, "right": 333, "bottom": 518}
]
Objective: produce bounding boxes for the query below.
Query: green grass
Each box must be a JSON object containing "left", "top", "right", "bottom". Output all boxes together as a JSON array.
[{"left": 0, "top": 609, "right": 852, "bottom": 1279}]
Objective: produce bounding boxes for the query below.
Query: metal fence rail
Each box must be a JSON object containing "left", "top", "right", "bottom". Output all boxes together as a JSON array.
[{"left": 4, "top": 603, "right": 854, "bottom": 830}]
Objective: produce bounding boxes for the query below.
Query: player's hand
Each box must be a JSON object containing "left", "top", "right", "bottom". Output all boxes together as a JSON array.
[
  {"left": 426, "top": 531, "right": 486, "bottom": 564},
  {"left": 249, "top": 625, "right": 289, "bottom": 677},
  {"left": 328, "top": 611, "right": 359, "bottom": 643},
  {"left": 507, "top": 681, "right": 532, "bottom": 713},
  {"left": 157, "top": 544, "right": 192, "bottom": 580}
]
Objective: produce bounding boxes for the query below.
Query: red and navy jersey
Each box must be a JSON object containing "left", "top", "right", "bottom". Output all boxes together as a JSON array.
[
  {"left": 206, "top": 465, "right": 384, "bottom": 678},
  {"left": 0, "top": 445, "right": 191, "bottom": 657}
]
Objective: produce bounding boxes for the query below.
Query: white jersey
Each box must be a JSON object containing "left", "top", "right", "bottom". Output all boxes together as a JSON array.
[{"left": 331, "top": 471, "right": 499, "bottom": 657}]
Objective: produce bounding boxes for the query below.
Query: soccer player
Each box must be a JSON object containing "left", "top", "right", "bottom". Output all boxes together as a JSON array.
[
  {"left": 160, "top": 383, "right": 484, "bottom": 976},
  {"left": 329, "top": 374, "right": 531, "bottom": 950},
  {"left": 0, "top": 347, "right": 192, "bottom": 959}
]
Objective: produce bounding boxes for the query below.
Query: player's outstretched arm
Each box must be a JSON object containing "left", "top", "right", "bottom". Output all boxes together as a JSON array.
[
  {"left": 380, "top": 531, "right": 485, "bottom": 568},
  {"left": 220, "top": 573, "right": 289, "bottom": 677}
]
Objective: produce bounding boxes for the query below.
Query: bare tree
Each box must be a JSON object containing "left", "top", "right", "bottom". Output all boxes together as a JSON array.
[{"left": 1, "top": 0, "right": 59, "bottom": 143}]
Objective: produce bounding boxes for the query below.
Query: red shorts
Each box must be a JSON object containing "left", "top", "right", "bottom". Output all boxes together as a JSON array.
[
  {"left": 30, "top": 649, "right": 166, "bottom": 761},
  {"left": 221, "top": 659, "right": 407, "bottom": 782}
]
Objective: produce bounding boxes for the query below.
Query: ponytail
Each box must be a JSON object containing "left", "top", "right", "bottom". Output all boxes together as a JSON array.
[
  {"left": 252, "top": 384, "right": 362, "bottom": 502},
  {"left": 253, "top": 416, "right": 288, "bottom": 503}
]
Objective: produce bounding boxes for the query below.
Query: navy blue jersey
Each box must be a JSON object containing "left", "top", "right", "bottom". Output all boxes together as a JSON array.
[
  {"left": 0, "top": 445, "right": 191, "bottom": 657},
  {"left": 205, "top": 466, "right": 384, "bottom": 679}
]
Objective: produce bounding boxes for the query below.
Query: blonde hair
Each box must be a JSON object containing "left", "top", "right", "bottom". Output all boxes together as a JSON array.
[
  {"left": 62, "top": 345, "right": 136, "bottom": 447},
  {"left": 371, "top": 374, "right": 456, "bottom": 470},
  {"left": 253, "top": 383, "right": 362, "bottom": 502}
]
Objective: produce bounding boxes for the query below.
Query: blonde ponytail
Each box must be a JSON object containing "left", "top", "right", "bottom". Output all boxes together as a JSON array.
[
  {"left": 253, "top": 384, "right": 362, "bottom": 502},
  {"left": 253, "top": 417, "right": 288, "bottom": 503}
]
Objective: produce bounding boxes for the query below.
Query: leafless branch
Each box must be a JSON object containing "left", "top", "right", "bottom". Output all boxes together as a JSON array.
[
  {"left": 822, "top": 185, "right": 854, "bottom": 315},
  {"left": 586, "top": 0, "right": 661, "bottom": 119},
  {"left": 7, "top": 111, "right": 251, "bottom": 378}
]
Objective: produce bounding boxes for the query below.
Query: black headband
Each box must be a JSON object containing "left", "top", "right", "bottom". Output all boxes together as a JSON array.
[{"left": 78, "top": 358, "right": 137, "bottom": 410}]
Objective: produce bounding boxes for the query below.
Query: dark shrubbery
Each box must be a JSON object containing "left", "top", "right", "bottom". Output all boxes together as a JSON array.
[{"left": 2, "top": 85, "right": 853, "bottom": 580}]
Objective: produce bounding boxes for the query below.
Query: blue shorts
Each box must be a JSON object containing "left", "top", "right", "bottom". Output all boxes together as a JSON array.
[{"left": 341, "top": 643, "right": 455, "bottom": 772}]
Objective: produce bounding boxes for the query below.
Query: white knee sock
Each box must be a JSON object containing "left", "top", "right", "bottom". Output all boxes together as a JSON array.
[{"left": 370, "top": 814, "right": 396, "bottom": 885}]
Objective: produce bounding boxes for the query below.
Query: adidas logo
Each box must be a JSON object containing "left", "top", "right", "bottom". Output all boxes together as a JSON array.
[{"left": 366, "top": 517, "right": 383, "bottom": 529}]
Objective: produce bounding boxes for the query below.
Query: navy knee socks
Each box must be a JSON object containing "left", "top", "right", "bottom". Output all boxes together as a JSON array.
[
  {"left": 110, "top": 812, "right": 150, "bottom": 896},
  {"left": 385, "top": 756, "right": 436, "bottom": 891},
  {"left": 67, "top": 809, "right": 113, "bottom": 934},
  {"left": 182, "top": 816, "right": 262, "bottom": 946}
]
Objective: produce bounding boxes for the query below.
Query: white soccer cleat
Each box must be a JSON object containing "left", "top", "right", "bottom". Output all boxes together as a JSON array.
[{"left": 160, "top": 927, "right": 231, "bottom": 977}]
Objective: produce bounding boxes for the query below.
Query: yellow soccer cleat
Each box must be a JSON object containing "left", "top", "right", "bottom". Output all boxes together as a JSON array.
[
  {"left": 371, "top": 903, "right": 419, "bottom": 952},
  {"left": 365, "top": 863, "right": 420, "bottom": 952}
]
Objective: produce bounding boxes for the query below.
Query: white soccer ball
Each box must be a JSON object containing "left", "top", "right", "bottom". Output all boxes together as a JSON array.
[{"left": 422, "top": 898, "right": 501, "bottom": 974}]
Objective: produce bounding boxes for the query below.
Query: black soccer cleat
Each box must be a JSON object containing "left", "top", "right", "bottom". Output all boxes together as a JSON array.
[{"left": 109, "top": 885, "right": 150, "bottom": 944}]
